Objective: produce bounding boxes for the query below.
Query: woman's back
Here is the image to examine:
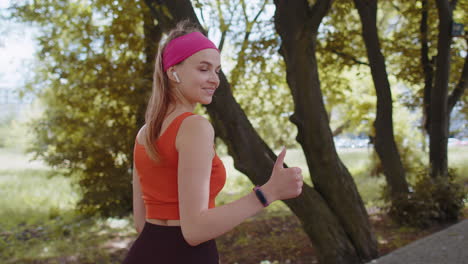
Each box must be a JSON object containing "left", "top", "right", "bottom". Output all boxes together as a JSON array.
[{"left": 134, "top": 112, "right": 226, "bottom": 220}]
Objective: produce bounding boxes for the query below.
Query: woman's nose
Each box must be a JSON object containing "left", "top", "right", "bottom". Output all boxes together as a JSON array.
[{"left": 209, "top": 71, "right": 220, "bottom": 86}]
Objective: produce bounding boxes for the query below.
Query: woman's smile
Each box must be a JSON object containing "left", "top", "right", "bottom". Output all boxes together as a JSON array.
[{"left": 202, "top": 87, "right": 216, "bottom": 96}]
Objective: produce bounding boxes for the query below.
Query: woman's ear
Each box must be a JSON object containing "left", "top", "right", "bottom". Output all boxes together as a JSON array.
[
  {"left": 173, "top": 72, "right": 181, "bottom": 83},
  {"left": 167, "top": 67, "right": 180, "bottom": 83}
]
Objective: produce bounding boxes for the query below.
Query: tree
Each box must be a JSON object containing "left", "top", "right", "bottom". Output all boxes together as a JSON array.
[
  {"left": 12, "top": 0, "right": 158, "bottom": 216},
  {"left": 272, "top": 0, "right": 378, "bottom": 262},
  {"left": 13, "top": 0, "right": 465, "bottom": 257},
  {"left": 381, "top": 0, "right": 467, "bottom": 133},
  {"left": 352, "top": 0, "right": 409, "bottom": 199},
  {"left": 144, "top": 0, "right": 379, "bottom": 262},
  {"left": 429, "top": 0, "right": 464, "bottom": 178},
  {"left": 315, "top": 0, "right": 425, "bottom": 190},
  {"left": 198, "top": 0, "right": 298, "bottom": 150},
  {"left": 13, "top": 0, "right": 382, "bottom": 261},
  {"left": 361, "top": 0, "right": 467, "bottom": 225},
  {"left": 388, "top": 0, "right": 467, "bottom": 178},
  {"left": 317, "top": 0, "right": 467, "bottom": 181}
]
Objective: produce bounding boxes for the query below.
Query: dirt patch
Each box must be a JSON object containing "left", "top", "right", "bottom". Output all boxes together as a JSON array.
[{"left": 215, "top": 208, "right": 468, "bottom": 264}]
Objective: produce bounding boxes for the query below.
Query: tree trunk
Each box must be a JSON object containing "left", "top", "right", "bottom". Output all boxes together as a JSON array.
[
  {"left": 144, "top": 0, "right": 378, "bottom": 262},
  {"left": 274, "top": 0, "right": 377, "bottom": 262},
  {"left": 138, "top": 5, "right": 162, "bottom": 129},
  {"left": 209, "top": 76, "right": 361, "bottom": 264},
  {"left": 353, "top": 0, "right": 409, "bottom": 199},
  {"left": 448, "top": 39, "right": 468, "bottom": 114},
  {"left": 420, "top": 0, "right": 434, "bottom": 135},
  {"left": 430, "top": 0, "right": 454, "bottom": 178}
]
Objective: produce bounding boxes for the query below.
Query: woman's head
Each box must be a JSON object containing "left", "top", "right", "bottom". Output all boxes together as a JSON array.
[
  {"left": 162, "top": 31, "right": 219, "bottom": 72},
  {"left": 143, "top": 21, "right": 220, "bottom": 161},
  {"left": 164, "top": 31, "right": 221, "bottom": 106},
  {"left": 166, "top": 47, "right": 221, "bottom": 106}
]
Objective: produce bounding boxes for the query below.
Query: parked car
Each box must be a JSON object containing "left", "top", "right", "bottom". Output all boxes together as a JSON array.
[
  {"left": 448, "top": 138, "right": 460, "bottom": 146},
  {"left": 456, "top": 138, "right": 468, "bottom": 146}
]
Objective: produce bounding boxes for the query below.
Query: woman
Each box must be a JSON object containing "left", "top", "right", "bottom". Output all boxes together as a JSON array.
[{"left": 123, "top": 21, "right": 303, "bottom": 264}]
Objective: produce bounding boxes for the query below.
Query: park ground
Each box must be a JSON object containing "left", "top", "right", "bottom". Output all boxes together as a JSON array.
[{"left": 1, "top": 146, "right": 467, "bottom": 264}]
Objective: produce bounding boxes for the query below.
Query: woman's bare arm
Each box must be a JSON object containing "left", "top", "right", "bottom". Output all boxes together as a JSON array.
[
  {"left": 132, "top": 126, "right": 147, "bottom": 234},
  {"left": 132, "top": 163, "right": 146, "bottom": 234},
  {"left": 176, "top": 115, "right": 302, "bottom": 246}
]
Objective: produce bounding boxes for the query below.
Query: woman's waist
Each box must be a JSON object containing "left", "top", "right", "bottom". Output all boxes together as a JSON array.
[{"left": 146, "top": 218, "right": 181, "bottom": 226}]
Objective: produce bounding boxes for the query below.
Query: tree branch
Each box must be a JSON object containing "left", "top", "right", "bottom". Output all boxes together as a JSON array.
[
  {"left": 252, "top": 0, "right": 268, "bottom": 25},
  {"left": 216, "top": 0, "right": 227, "bottom": 51},
  {"left": 240, "top": 0, "right": 248, "bottom": 22},
  {"left": 450, "top": 0, "right": 458, "bottom": 11},
  {"left": 448, "top": 41, "right": 468, "bottom": 113},
  {"left": 435, "top": 0, "right": 452, "bottom": 14},
  {"left": 195, "top": 1, "right": 206, "bottom": 26},
  {"left": 143, "top": 0, "right": 201, "bottom": 32},
  {"left": 307, "top": 0, "right": 334, "bottom": 32},
  {"left": 332, "top": 120, "right": 350, "bottom": 137},
  {"left": 217, "top": 1, "right": 241, "bottom": 52},
  {"left": 421, "top": 0, "right": 434, "bottom": 133},
  {"left": 331, "top": 49, "right": 369, "bottom": 66},
  {"left": 390, "top": 2, "right": 401, "bottom": 12},
  {"left": 229, "top": 0, "right": 267, "bottom": 88}
]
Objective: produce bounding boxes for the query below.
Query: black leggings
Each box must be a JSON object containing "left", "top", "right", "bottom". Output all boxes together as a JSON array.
[{"left": 122, "top": 222, "right": 219, "bottom": 264}]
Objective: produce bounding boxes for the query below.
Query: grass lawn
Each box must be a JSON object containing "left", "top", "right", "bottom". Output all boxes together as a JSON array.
[{"left": 0, "top": 146, "right": 467, "bottom": 263}]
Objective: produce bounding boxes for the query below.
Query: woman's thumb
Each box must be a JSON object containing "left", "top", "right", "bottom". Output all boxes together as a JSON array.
[{"left": 273, "top": 146, "right": 287, "bottom": 169}]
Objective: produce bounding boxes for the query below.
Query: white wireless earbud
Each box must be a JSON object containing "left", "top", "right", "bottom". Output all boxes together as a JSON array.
[{"left": 173, "top": 72, "right": 180, "bottom": 83}]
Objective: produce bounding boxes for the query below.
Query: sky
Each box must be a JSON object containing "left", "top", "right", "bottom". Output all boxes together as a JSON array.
[{"left": 0, "top": 0, "right": 36, "bottom": 90}]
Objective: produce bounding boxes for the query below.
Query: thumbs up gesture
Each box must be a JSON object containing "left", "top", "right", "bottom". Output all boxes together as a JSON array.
[{"left": 261, "top": 147, "right": 303, "bottom": 203}]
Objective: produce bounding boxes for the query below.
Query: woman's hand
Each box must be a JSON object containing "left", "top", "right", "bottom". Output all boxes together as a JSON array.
[{"left": 262, "top": 147, "right": 303, "bottom": 203}]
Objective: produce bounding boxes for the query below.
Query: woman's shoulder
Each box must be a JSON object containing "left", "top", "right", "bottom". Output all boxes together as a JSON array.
[
  {"left": 177, "top": 114, "right": 215, "bottom": 146},
  {"left": 136, "top": 124, "right": 147, "bottom": 145},
  {"left": 176, "top": 114, "right": 215, "bottom": 151},
  {"left": 180, "top": 114, "right": 214, "bottom": 135}
]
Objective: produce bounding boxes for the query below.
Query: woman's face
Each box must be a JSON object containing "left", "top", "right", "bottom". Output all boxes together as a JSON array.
[{"left": 171, "top": 49, "right": 221, "bottom": 106}]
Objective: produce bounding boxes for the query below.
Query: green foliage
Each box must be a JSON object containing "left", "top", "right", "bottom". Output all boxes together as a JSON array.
[
  {"left": 11, "top": 0, "right": 150, "bottom": 216},
  {"left": 385, "top": 168, "right": 467, "bottom": 228},
  {"left": 233, "top": 58, "right": 297, "bottom": 149},
  {"left": 201, "top": 0, "right": 298, "bottom": 149},
  {"left": 9, "top": 0, "right": 468, "bottom": 219},
  {"left": 368, "top": 100, "right": 426, "bottom": 178},
  {"left": 322, "top": 0, "right": 467, "bottom": 132},
  {"left": 449, "top": 146, "right": 468, "bottom": 181},
  {"left": 392, "top": 108, "right": 426, "bottom": 178},
  {"left": 318, "top": 1, "right": 367, "bottom": 135},
  {"left": 382, "top": 0, "right": 467, "bottom": 114},
  {"left": 328, "top": 69, "right": 376, "bottom": 135},
  {"left": 11, "top": 0, "right": 297, "bottom": 218}
]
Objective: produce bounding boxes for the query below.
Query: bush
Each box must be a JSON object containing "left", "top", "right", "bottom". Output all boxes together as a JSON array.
[{"left": 385, "top": 168, "right": 466, "bottom": 228}]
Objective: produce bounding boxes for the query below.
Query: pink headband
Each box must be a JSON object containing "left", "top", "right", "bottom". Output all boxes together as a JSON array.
[{"left": 162, "top": 32, "right": 219, "bottom": 72}]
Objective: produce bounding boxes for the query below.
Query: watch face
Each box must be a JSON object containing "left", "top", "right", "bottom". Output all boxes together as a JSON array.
[{"left": 254, "top": 187, "right": 268, "bottom": 207}]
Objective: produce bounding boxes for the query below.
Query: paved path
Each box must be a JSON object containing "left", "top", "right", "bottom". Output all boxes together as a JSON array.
[{"left": 366, "top": 219, "right": 468, "bottom": 264}]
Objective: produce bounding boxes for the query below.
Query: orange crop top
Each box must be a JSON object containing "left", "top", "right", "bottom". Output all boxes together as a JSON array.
[{"left": 134, "top": 112, "right": 226, "bottom": 220}]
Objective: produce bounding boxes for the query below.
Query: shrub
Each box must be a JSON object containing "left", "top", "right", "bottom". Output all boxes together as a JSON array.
[{"left": 385, "top": 168, "right": 466, "bottom": 228}]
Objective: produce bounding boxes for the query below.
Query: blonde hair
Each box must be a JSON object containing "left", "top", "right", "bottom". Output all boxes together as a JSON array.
[{"left": 143, "top": 21, "right": 202, "bottom": 161}]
